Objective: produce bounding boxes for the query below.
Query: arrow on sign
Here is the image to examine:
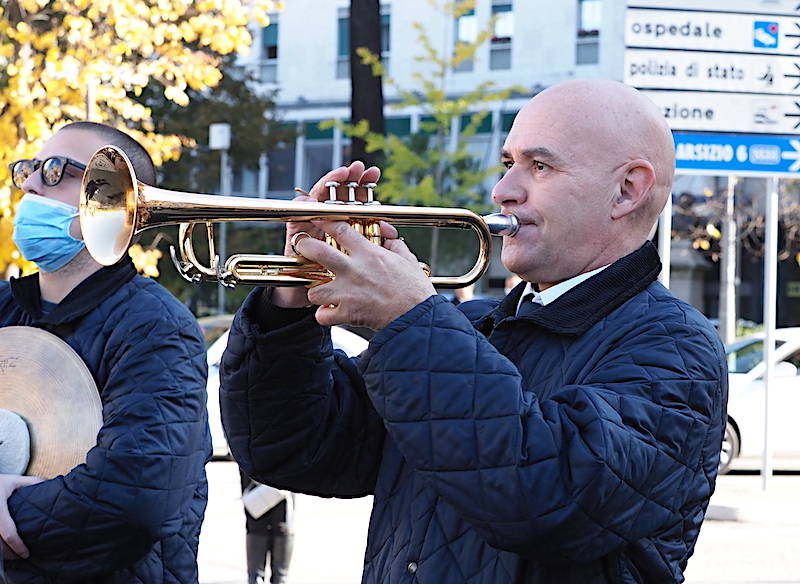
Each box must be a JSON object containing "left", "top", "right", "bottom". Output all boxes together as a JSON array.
[
  {"left": 785, "top": 63, "right": 800, "bottom": 89},
  {"left": 781, "top": 139, "right": 800, "bottom": 171},
  {"left": 788, "top": 23, "right": 800, "bottom": 49},
  {"left": 786, "top": 102, "right": 800, "bottom": 128}
]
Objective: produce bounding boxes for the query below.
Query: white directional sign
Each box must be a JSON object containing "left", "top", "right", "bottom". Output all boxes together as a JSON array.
[
  {"left": 625, "top": 49, "right": 800, "bottom": 95},
  {"left": 626, "top": 3, "right": 800, "bottom": 133},
  {"left": 626, "top": 9, "right": 800, "bottom": 55},
  {"left": 630, "top": 1, "right": 800, "bottom": 17},
  {"left": 646, "top": 90, "right": 800, "bottom": 134}
]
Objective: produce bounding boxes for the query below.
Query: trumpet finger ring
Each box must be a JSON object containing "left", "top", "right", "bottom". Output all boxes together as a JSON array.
[{"left": 290, "top": 231, "right": 312, "bottom": 255}]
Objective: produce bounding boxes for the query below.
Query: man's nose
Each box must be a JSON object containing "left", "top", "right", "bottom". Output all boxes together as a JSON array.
[
  {"left": 491, "top": 170, "right": 525, "bottom": 207},
  {"left": 20, "top": 168, "right": 43, "bottom": 195}
]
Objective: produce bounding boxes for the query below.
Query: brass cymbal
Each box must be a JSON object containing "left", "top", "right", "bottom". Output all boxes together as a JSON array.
[{"left": 0, "top": 326, "right": 102, "bottom": 479}]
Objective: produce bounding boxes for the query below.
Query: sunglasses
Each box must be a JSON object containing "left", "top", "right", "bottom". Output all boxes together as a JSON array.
[{"left": 8, "top": 156, "right": 87, "bottom": 189}]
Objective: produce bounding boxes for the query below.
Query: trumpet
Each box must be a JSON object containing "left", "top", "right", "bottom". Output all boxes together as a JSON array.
[{"left": 79, "top": 145, "right": 518, "bottom": 288}]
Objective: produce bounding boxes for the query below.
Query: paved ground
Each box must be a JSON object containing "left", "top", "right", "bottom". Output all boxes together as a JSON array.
[{"left": 199, "top": 460, "right": 800, "bottom": 584}]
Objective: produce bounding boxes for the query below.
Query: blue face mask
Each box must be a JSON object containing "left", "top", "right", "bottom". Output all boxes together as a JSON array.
[{"left": 13, "top": 194, "right": 86, "bottom": 272}]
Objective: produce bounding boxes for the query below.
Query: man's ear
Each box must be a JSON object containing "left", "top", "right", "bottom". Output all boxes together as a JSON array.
[{"left": 610, "top": 160, "right": 656, "bottom": 220}]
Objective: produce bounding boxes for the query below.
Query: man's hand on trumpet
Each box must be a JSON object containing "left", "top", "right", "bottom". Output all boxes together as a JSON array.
[
  {"left": 292, "top": 220, "right": 436, "bottom": 330},
  {"left": 272, "top": 160, "right": 381, "bottom": 309},
  {"left": 271, "top": 159, "right": 436, "bottom": 330}
]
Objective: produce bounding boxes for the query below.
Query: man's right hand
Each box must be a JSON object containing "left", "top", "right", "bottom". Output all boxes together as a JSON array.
[
  {"left": 0, "top": 474, "right": 44, "bottom": 560},
  {"left": 272, "top": 161, "right": 381, "bottom": 308}
]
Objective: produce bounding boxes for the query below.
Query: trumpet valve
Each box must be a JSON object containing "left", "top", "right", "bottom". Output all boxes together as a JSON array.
[
  {"left": 363, "top": 182, "right": 379, "bottom": 205},
  {"left": 324, "top": 181, "right": 345, "bottom": 204}
]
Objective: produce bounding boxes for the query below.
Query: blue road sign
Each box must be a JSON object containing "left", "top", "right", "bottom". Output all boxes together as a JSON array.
[
  {"left": 753, "top": 21, "right": 780, "bottom": 49},
  {"left": 674, "top": 132, "right": 800, "bottom": 177}
]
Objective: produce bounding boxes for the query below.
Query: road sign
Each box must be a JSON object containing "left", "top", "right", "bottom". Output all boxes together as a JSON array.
[
  {"left": 630, "top": 1, "right": 800, "bottom": 17},
  {"left": 645, "top": 90, "right": 800, "bottom": 133},
  {"left": 625, "top": 49, "right": 800, "bottom": 94},
  {"left": 626, "top": 9, "right": 800, "bottom": 55},
  {"left": 673, "top": 131, "right": 800, "bottom": 177}
]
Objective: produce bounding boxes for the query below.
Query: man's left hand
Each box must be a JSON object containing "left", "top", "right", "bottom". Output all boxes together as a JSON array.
[
  {"left": 0, "top": 474, "right": 44, "bottom": 559},
  {"left": 294, "top": 220, "right": 437, "bottom": 330}
]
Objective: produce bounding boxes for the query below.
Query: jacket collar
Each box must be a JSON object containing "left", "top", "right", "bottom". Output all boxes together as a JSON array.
[
  {"left": 10, "top": 259, "right": 138, "bottom": 326},
  {"left": 477, "top": 241, "right": 662, "bottom": 336}
]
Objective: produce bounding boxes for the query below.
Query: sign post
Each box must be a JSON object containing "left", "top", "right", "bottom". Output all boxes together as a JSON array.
[{"left": 209, "top": 123, "right": 232, "bottom": 315}]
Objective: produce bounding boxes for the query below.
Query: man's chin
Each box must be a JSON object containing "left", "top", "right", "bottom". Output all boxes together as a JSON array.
[{"left": 500, "top": 254, "right": 540, "bottom": 283}]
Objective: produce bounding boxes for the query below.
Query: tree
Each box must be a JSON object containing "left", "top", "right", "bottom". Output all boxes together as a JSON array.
[
  {"left": 349, "top": 0, "right": 385, "bottom": 167},
  {"left": 327, "top": 0, "right": 526, "bottom": 271},
  {"left": 132, "top": 60, "right": 297, "bottom": 314},
  {"left": 0, "top": 0, "right": 280, "bottom": 275}
]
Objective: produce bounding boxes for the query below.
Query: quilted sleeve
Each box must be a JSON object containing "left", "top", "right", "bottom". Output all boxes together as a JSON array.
[
  {"left": 359, "top": 295, "right": 727, "bottom": 562},
  {"left": 6, "top": 306, "right": 209, "bottom": 579},
  {"left": 219, "top": 288, "right": 385, "bottom": 497}
]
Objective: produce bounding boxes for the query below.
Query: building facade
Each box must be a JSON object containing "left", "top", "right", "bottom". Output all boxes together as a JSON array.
[{"left": 231, "top": 0, "right": 617, "bottom": 198}]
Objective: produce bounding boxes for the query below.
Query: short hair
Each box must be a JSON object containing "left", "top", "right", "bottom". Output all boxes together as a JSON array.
[{"left": 60, "top": 121, "right": 157, "bottom": 185}]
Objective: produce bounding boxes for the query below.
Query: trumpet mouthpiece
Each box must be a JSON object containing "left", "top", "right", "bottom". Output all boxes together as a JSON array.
[{"left": 483, "top": 213, "right": 519, "bottom": 237}]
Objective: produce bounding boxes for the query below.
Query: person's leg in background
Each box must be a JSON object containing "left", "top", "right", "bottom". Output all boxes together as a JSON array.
[
  {"left": 265, "top": 496, "right": 294, "bottom": 584},
  {"left": 240, "top": 468, "right": 272, "bottom": 584}
]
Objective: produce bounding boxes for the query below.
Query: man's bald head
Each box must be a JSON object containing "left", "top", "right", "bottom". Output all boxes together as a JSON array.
[
  {"left": 494, "top": 80, "right": 675, "bottom": 285},
  {"left": 522, "top": 80, "right": 675, "bottom": 232}
]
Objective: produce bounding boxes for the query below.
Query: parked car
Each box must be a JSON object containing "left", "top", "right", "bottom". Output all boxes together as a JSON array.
[
  {"left": 721, "top": 328, "right": 800, "bottom": 473},
  {"left": 204, "top": 318, "right": 369, "bottom": 459}
]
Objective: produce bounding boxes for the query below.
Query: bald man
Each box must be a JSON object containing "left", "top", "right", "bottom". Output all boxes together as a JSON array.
[{"left": 220, "top": 80, "right": 727, "bottom": 583}]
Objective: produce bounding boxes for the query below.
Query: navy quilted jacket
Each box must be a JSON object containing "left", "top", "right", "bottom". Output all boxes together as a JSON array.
[
  {"left": 220, "top": 242, "right": 727, "bottom": 583},
  {"left": 0, "top": 260, "right": 210, "bottom": 583}
]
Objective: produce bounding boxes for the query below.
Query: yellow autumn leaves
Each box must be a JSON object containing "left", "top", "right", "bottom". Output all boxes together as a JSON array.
[{"left": 0, "top": 0, "right": 279, "bottom": 275}]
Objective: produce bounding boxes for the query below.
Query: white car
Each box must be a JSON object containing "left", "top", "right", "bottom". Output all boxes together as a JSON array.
[
  {"left": 205, "top": 324, "right": 369, "bottom": 459},
  {"left": 721, "top": 328, "right": 800, "bottom": 473}
]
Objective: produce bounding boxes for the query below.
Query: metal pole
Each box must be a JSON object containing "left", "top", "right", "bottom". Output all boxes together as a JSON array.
[
  {"left": 720, "top": 176, "right": 738, "bottom": 346},
  {"left": 217, "top": 150, "right": 230, "bottom": 315},
  {"left": 85, "top": 77, "right": 97, "bottom": 121},
  {"left": 761, "top": 176, "right": 779, "bottom": 490},
  {"left": 258, "top": 152, "right": 269, "bottom": 198},
  {"left": 657, "top": 196, "right": 672, "bottom": 288}
]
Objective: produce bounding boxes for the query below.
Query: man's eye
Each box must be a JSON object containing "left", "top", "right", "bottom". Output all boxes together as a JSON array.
[
  {"left": 502, "top": 160, "right": 513, "bottom": 169},
  {"left": 533, "top": 161, "right": 548, "bottom": 172}
]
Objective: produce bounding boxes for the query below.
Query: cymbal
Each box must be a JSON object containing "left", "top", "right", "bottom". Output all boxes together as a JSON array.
[{"left": 0, "top": 326, "right": 102, "bottom": 479}]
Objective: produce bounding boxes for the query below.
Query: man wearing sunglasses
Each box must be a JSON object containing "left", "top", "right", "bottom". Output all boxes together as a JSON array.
[{"left": 0, "top": 122, "right": 210, "bottom": 583}]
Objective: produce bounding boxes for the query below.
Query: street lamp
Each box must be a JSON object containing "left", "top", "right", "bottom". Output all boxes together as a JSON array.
[{"left": 209, "top": 123, "right": 232, "bottom": 315}]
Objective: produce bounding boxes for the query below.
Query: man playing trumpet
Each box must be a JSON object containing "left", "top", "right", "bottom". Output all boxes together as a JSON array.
[{"left": 220, "top": 80, "right": 727, "bottom": 583}]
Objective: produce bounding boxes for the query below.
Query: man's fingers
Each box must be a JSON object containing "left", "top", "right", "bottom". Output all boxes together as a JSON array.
[
  {"left": 307, "top": 166, "right": 349, "bottom": 201},
  {"left": 315, "top": 221, "right": 375, "bottom": 256},
  {"left": 305, "top": 162, "right": 382, "bottom": 203},
  {"left": 16, "top": 476, "right": 43, "bottom": 488},
  {"left": 0, "top": 502, "right": 28, "bottom": 559},
  {"left": 293, "top": 230, "right": 352, "bottom": 273},
  {"left": 383, "top": 237, "right": 420, "bottom": 264},
  {"left": 307, "top": 162, "right": 367, "bottom": 202},
  {"left": 315, "top": 304, "right": 346, "bottom": 328},
  {"left": 360, "top": 166, "right": 381, "bottom": 186},
  {"left": 378, "top": 221, "right": 398, "bottom": 240}
]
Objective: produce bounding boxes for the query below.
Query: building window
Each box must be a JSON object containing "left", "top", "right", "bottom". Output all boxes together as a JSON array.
[
  {"left": 260, "top": 18, "right": 279, "bottom": 83},
  {"left": 576, "top": 0, "right": 600, "bottom": 65},
  {"left": 337, "top": 6, "right": 391, "bottom": 79},
  {"left": 453, "top": 7, "right": 477, "bottom": 73},
  {"left": 490, "top": 2, "right": 513, "bottom": 70},
  {"left": 267, "top": 144, "right": 296, "bottom": 193},
  {"left": 232, "top": 165, "right": 258, "bottom": 195}
]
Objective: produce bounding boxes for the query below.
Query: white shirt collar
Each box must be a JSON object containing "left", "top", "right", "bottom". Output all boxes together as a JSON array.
[{"left": 516, "top": 264, "right": 610, "bottom": 313}]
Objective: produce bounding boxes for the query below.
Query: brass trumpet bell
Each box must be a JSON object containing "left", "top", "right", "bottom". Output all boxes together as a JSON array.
[{"left": 80, "top": 145, "right": 518, "bottom": 288}]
